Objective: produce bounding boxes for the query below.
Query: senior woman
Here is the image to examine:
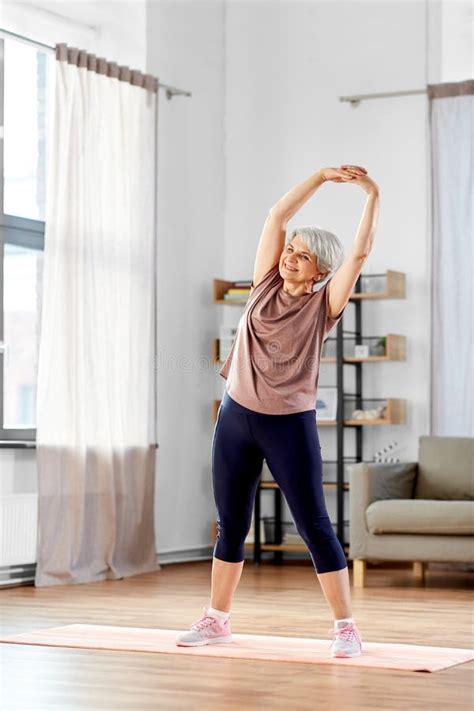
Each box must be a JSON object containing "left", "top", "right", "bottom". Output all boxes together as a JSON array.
[{"left": 176, "top": 165, "right": 380, "bottom": 657}]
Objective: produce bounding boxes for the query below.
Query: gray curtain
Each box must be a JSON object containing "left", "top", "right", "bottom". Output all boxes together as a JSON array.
[
  {"left": 429, "top": 79, "right": 473, "bottom": 436},
  {"left": 36, "top": 446, "right": 158, "bottom": 585}
]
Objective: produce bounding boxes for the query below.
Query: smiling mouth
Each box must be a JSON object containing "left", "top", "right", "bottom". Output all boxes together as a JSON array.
[{"left": 284, "top": 263, "right": 298, "bottom": 272}]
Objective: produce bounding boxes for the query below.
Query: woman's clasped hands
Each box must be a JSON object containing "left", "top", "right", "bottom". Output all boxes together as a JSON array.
[{"left": 321, "top": 165, "right": 379, "bottom": 195}]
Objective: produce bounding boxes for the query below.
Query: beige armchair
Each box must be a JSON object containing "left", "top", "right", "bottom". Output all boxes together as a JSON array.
[{"left": 348, "top": 435, "right": 474, "bottom": 587}]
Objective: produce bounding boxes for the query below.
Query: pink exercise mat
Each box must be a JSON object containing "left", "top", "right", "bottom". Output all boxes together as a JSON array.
[{"left": 1, "top": 624, "right": 473, "bottom": 673}]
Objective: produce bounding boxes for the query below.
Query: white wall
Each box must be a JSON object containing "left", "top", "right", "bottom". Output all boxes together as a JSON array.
[
  {"left": 439, "top": 0, "right": 474, "bottom": 81},
  {"left": 146, "top": 0, "right": 225, "bottom": 557},
  {"left": 0, "top": 0, "right": 147, "bottom": 69}
]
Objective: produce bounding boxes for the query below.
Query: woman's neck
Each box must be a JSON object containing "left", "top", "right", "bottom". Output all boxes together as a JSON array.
[{"left": 282, "top": 279, "right": 314, "bottom": 296}]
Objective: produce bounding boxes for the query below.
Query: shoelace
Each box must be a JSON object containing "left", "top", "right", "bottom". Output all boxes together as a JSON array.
[
  {"left": 191, "top": 615, "right": 218, "bottom": 631},
  {"left": 329, "top": 623, "right": 362, "bottom": 643}
]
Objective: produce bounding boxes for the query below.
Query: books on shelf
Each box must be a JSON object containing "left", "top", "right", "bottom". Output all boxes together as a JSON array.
[
  {"left": 222, "top": 283, "right": 252, "bottom": 300},
  {"left": 223, "top": 292, "right": 250, "bottom": 301}
]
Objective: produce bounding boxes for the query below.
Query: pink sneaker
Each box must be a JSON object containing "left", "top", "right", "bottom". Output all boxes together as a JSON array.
[
  {"left": 329, "top": 621, "right": 363, "bottom": 657},
  {"left": 175, "top": 606, "right": 233, "bottom": 647}
]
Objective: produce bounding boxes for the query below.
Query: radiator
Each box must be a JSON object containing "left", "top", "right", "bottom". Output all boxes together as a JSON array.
[{"left": 0, "top": 494, "right": 38, "bottom": 566}]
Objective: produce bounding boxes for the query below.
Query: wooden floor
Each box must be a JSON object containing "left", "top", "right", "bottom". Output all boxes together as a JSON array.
[{"left": 1, "top": 559, "right": 473, "bottom": 710}]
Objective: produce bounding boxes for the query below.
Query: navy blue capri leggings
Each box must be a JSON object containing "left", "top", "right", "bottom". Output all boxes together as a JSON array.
[{"left": 211, "top": 390, "right": 348, "bottom": 574}]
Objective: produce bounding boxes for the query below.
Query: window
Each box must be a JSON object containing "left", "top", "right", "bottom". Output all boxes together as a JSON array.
[{"left": 0, "top": 35, "right": 55, "bottom": 440}]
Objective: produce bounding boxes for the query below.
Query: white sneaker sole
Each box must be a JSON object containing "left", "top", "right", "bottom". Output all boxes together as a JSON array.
[
  {"left": 175, "top": 634, "right": 233, "bottom": 647},
  {"left": 331, "top": 648, "right": 362, "bottom": 657}
]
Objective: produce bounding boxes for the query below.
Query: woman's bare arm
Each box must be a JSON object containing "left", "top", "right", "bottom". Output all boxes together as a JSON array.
[
  {"left": 251, "top": 167, "right": 364, "bottom": 289},
  {"left": 351, "top": 189, "right": 380, "bottom": 258},
  {"left": 327, "top": 177, "right": 380, "bottom": 318},
  {"left": 251, "top": 170, "right": 328, "bottom": 289},
  {"left": 250, "top": 212, "right": 287, "bottom": 290}
]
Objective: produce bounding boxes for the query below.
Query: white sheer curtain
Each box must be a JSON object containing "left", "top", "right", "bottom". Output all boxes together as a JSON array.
[
  {"left": 35, "top": 46, "right": 161, "bottom": 586},
  {"left": 429, "top": 79, "right": 473, "bottom": 436}
]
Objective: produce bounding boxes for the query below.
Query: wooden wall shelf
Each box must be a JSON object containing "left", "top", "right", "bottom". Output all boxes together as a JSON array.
[
  {"left": 216, "top": 334, "right": 406, "bottom": 365},
  {"left": 213, "top": 279, "right": 249, "bottom": 304},
  {"left": 213, "top": 398, "right": 406, "bottom": 425},
  {"left": 351, "top": 270, "right": 405, "bottom": 299},
  {"left": 210, "top": 522, "right": 349, "bottom": 555},
  {"left": 250, "top": 543, "right": 349, "bottom": 553},
  {"left": 213, "top": 270, "right": 405, "bottom": 305},
  {"left": 322, "top": 334, "right": 406, "bottom": 362},
  {"left": 261, "top": 480, "right": 350, "bottom": 491}
]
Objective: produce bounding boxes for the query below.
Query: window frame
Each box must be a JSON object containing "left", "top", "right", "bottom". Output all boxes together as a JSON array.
[{"left": 0, "top": 37, "right": 46, "bottom": 442}]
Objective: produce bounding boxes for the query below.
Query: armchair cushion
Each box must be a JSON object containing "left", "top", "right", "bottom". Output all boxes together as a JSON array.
[
  {"left": 369, "top": 461, "right": 418, "bottom": 500},
  {"left": 415, "top": 436, "right": 474, "bottom": 500},
  {"left": 365, "top": 499, "right": 474, "bottom": 535}
]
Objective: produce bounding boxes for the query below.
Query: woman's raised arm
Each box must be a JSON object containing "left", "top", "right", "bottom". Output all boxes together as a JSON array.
[
  {"left": 326, "top": 171, "right": 380, "bottom": 318},
  {"left": 271, "top": 169, "right": 327, "bottom": 223},
  {"left": 252, "top": 166, "right": 366, "bottom": 289}
]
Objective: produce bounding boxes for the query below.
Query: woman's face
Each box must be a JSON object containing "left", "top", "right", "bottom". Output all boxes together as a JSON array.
[{"left": 279, "top": 234, "right": 327, "bottom": 286}]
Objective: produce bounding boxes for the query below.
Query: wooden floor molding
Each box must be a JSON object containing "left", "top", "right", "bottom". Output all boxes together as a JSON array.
[{"left": 1, "top": 561, "right": 473, "bottom": 710}]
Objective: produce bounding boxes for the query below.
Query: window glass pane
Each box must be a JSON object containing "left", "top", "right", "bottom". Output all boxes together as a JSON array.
[
  {"left": 3, "top": 243, "right": 43, "bottom": 428},
  {"left": 3, "top": 38, "right": 55, "bottom": 221}
]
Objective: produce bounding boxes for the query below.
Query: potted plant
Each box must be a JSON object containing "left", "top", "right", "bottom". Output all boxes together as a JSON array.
[{"left": 371, "top": 336, "right": 386, "bottom": 356}]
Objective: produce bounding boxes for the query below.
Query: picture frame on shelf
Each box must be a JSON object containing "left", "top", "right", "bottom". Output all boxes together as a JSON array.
[
  {"left": 316, "top": 387, "right": 337, "bottom": 420},
  {"left": 354, "top": 344, "right": 369, "bottom": 358}
]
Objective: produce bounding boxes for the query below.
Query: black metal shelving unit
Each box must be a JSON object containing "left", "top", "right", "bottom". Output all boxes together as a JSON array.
[
  {"left": 250, "top": 271, "right": 405, "bottom": 565},
  {"left": 251, "top": 296, "right": 357, "bottom": 564},
  {"left": 212, "top": 271, "right": 406, "bottom": 564}
]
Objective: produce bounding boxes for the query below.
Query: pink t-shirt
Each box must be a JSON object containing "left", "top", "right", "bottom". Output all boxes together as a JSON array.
[{"left": 219, "top": 264, "right": 346, "bottom": 414}]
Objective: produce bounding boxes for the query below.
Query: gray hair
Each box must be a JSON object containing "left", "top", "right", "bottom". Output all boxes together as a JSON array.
[{"left": 285, "top": 225, "right": 344, "bottom": 291}]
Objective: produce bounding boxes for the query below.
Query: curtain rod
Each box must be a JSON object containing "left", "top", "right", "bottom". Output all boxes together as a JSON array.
[
  {"left": 340, "top": 88, "right": 426, "bottom": 107},
  {"left": 0, "top": 27, "right": 191, "bottom": 101}
]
